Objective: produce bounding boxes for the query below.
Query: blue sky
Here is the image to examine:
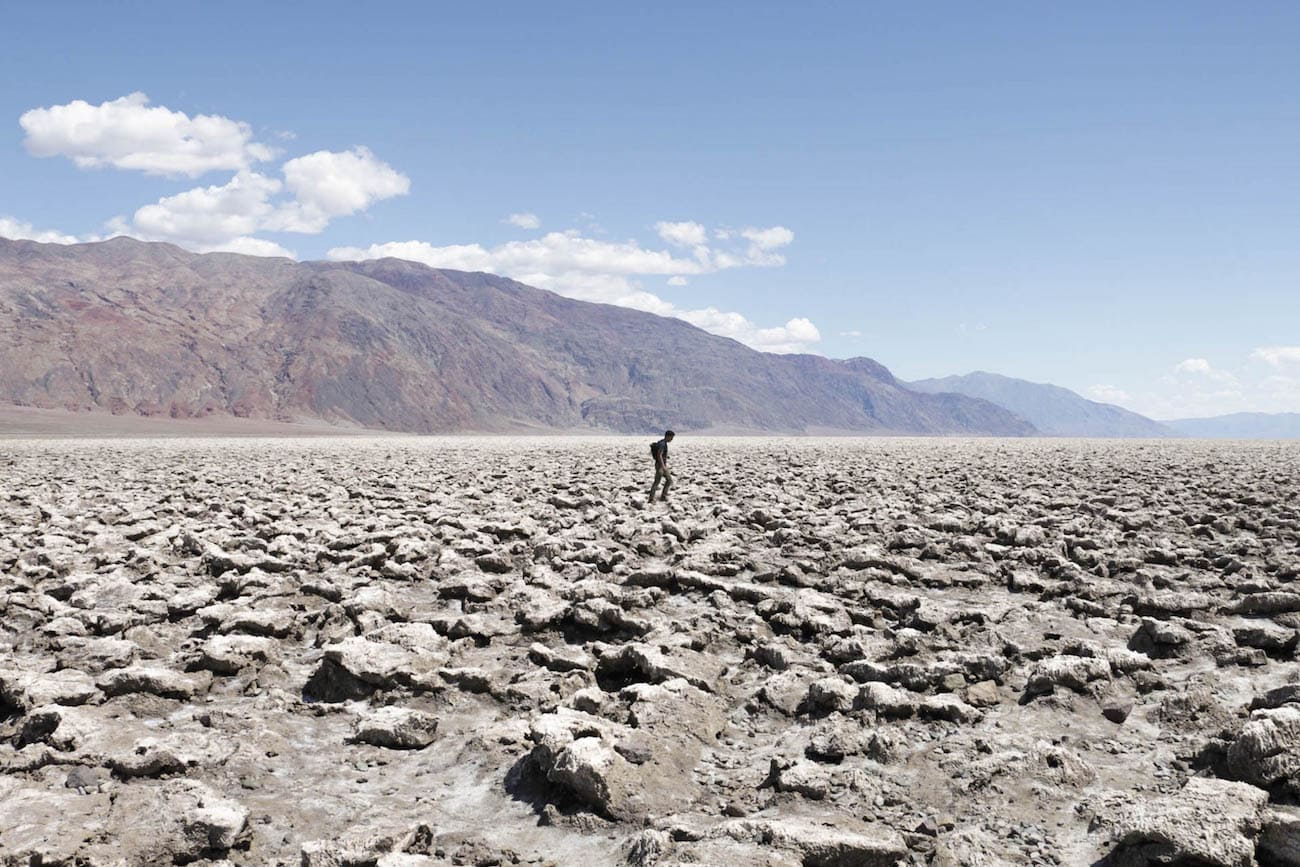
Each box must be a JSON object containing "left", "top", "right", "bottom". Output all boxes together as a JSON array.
[{"left": 3, "top": 1, "right": 1298, "bottom": 418}]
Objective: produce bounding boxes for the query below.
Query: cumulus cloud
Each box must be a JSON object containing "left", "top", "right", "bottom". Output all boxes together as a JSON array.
[
  {"left": 505, "top": 212, "right": 541, "bottom": 229},
  {"left": 655, "top": 220, "right": 708, "bottom": 248},
  {"left": 667, "top": 276, "right": 688, "bottom": 286},
  {"left": 328, "top": 223, "right": 819, "bottom": 353},
  {"left": 1175, "top": 358, "right": 1212, "bottom": 374},
  {"left": 681, "top": 309, "right": 821, "bottom": 354},
  {"left": 1252, "top": 346, "right": 1300, "bottom": 368},
  {"left": 119, "top": 148, "right": 407, "bottom": 252},
  {"left": 203, "top": 236, "right": 296, "bottom": 258},
  {"left": 0, "top": 215, "right": 80, "bottom": 245},
  {"left": 329, "top": 229, "right": 739, "bottom": 286},
  {"left": 330, "top": 240, "right": 494, "bottom": 272},
  {"left": 1173, "top": 357, "right": 1238, "bottom": 387},
  {"left": 132, "top": 171, "right": 282, "bottom": 246},
  {"left": 739, "top": 226, "right": 795, "bottom": 266},
  {"left": 332, "top": 224, "right": 792, "bottom": 282},
  {"left": 274, "top": 147, "right": 410, "bottom": 232},
  {"left": 20, "top": 92, "right": 273, "bottom": 177},
  {"left": 1111, "top": 348, "right": 1299, "bottom": 419},
  {"left": 740, "top": 225, "right": 794, "bottom": 249},
  {"left": 1086, "top": 384, "right": 1131, "bottom": 404}
]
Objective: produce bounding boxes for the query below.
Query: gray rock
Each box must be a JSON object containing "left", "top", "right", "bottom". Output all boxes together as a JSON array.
[
  {"left": 1227, "top": 705, "right": 1300, "bottom": 794},
  {"left": 1233, "top": 620, "right": 1298, "bottom": 654},
  {"left": 64, "top": 766, "right": 106, "bottom": 794},
  {"left": 194, "top": 634, "right": 280, "bottom": 674},
  {"left": 351, "top": 707, "right": 440, "bottom": 750},
  {"left": 964, "top": 680, "right": 1001, "bottom": 707},
  {"left": 1086, "top": 777, "right": 1267, "bottom": 867},
  {"left": 1102, "top": 698, "right": 1134, "bottom": 724},
  {"left": 97, "top": 664, "right": 211, "bottom": 699},
  {"left": 857, "top": 682, "right": 915, "bottom": 717},
  {"left": 1025, "top": 655, "right": 1111, "bottom": 696},
  {"left": 305, "top": 637, "right": 444, "bottom": 701},
  {"left": 595, "top": 642, "right": 722, "bottom": 694},
  {"left": 723, "top": 817, "right": 908, "bottom": 866},
  {"left": 0, "top": 667, "right": 96, "bottom": 710},
  {"left": 806, "top": 676, "right": 858, "bottom": 714},
  {"left": 1258, "top": 805, "right": 1300, "bottom": 866}
]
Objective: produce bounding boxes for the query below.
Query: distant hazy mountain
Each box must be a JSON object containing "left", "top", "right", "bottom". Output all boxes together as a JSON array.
[
  {"left": 1164, "top": 413, "right": 1300, "bottom": 439},
  {"left": 908, "top": 371, "right": 1174, "bottom": 437},
  {"left": 0, "top": 237, "right": 1035, "bottom": 436}
]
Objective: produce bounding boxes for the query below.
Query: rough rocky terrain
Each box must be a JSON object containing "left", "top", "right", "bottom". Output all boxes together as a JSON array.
[
  {"left": 1, "top": 436, "right": 1299, "bottom": 866},
  {"left": 0, "top": 237, "right": 1032, "bottom": 435}
]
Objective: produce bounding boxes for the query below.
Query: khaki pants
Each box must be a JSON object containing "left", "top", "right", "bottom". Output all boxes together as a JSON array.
[{"left": 648, "top": 464, "right": 672, "bottom": 500}]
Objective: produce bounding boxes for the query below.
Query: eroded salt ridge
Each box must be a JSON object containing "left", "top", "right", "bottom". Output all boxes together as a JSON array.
[{"left": 1, "top": 437, "right": 1298, "bottom": 866}]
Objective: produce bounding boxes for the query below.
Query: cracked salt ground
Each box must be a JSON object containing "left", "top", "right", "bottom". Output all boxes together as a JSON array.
[{"left": 0, "top": 436, "right": 1298, "bottom": 865}]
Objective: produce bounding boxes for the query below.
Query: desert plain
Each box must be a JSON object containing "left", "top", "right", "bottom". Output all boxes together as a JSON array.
[{"left": 1, "top": 436, "right": 1299, "bottom": 866}]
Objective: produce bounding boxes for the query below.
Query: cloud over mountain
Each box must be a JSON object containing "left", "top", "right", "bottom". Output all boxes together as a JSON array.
[
  {"left": 10, "top": 93, "right": 817, "bottom": 354},
  {"left": 328, "top": 223, "right": 815, "bottom": 352},
  {"left": 20, "top": 92, "right": 273, "bottom": 177},
  {"left": 0, "top": 237, "right": 1029, "bottom": 436}
]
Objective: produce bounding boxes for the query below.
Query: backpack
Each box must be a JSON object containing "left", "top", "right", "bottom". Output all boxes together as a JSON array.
[{"left": 650, "top": 440, "right": 662, "bottom": 458}]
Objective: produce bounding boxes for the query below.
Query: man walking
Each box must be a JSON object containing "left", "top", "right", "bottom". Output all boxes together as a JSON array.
[{"left": 648, "top": 430, "right": 675, "bottom": 503}]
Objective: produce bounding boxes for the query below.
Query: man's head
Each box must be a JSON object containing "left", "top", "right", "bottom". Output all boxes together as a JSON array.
[{"left": 664, "top": 430, "right": 675, "bottom": 441}]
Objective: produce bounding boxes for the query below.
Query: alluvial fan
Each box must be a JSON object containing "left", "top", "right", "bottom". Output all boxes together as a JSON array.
[{"left": 0, "top": 436, "right": 1298, "bottom": 866}]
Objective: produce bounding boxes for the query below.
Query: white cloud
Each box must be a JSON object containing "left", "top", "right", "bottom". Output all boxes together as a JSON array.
[
  {"left": 667, "top": 276, "right": 688, "bottom": 286},
  {"left": 1173, "top": 357, "right": 1238, "bottom": 387},
  {"left": 740, "top": 225, "right": 794, "bottom": 250},
  {"left": 131, "top": 171, "right": 282, "bottom": 246},
  {"left": 1252, "top": 346, "right": 1300, "bottom": 368},
  {"left": 331, "top": 230, "right": 731, "bottom": 284},
  {"left": 329, "top": 240, "right": 494, "bottom": 272},
  {"left": 739, "top": 225, "right": 795, "bottom": 266},
  {"left": 680, "top": 310, "right": 820, "bottom": 354},
  {"left": 118, "top": 147, "right": 407, "bottom": 253},
  {"left": 505, "top": 212, "right": 541, "bottom": 229},
  {"left": 1175, "top": 358, "right": 1212, "bottom": 374},
  {"left": 20, "top": 92, "right": 273, "bottom": 177},
  {"left": 655, "top": 220, "right": 708, "bottom": 248},
  {"left": 1086, "top": 384, "right": 1130, "bottom": 404},
  {"left": 328, "top": 223, "right": 819, "bottom": 353},
  {"left": 274, "top": 147, "right": 410, "bottom": 232},
  {"left": 1113, "top": 349, "right": 1299, "bottom": 419},
  {"left": 203, "top": 236, "right": 296, "bottom": 258},
  {"left": 0, "top": 215, "right": 80, "bottom": 245},
  {"left": 840, "top": 330, "right": 863, "bottom": 338}
]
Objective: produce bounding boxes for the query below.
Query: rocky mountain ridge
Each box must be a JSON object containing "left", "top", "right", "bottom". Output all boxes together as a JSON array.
[
  {"left": 909, "top": 371, "right": 1174, "bottom": 438},
  {"left": 0, "top": 236, "right": 1034, "bottom": 436}
]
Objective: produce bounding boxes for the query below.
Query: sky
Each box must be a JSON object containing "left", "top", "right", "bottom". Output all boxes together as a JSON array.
[{"left": 2, "top": 1, "right": 1298, "bottom": 419}]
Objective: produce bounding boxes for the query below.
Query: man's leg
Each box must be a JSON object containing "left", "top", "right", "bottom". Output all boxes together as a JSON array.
[
  {"left": 660, "top": 467, "right": 672, "bottom": 501},
  {"left": 648, "top": 467, "right": 662, "bottom": 501}
]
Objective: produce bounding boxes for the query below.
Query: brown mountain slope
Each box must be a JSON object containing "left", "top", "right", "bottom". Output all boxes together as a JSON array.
[{"left": 0, "top": 237, "right": 1035, "bottom": 435}]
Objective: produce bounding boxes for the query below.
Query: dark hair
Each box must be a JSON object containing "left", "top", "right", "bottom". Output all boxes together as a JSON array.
[{"left": 665, "top": 430, "right": 675, "bottom": 438}]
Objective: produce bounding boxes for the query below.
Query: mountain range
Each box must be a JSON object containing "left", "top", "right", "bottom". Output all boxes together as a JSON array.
[
  {"left": 0, "top": 236, "right": 1034, "bottom": 436},
  {"left": 909, "top": 372, "right": 1300, "bottom": 439},
  {"left": 908, "top": 371, "right": 1175, "bottom": 437},
  {"left": 1163, "top": 412, "right": 1300, "bottom": 439},
  {"left": 4, "top": 237, "right": 1294, "bottom": 439}
]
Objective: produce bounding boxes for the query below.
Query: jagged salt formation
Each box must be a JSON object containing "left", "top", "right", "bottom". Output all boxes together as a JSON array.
[{"left": 1, "top": 437, "right": 1298, "bottom": 866}]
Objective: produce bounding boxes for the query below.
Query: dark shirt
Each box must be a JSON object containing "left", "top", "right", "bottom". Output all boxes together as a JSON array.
[{"left": 652, "top": 438, "right": 669, "bottom": 464}]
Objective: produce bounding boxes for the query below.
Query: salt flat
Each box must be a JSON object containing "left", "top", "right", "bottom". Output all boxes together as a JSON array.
[{"left": 1, "top": 437, "right": 1299, "bottom": 866}]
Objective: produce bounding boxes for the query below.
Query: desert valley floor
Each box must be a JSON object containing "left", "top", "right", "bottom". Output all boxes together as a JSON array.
[{"left": 2, "top": 437, "right": 1299, "bottom": 866}]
